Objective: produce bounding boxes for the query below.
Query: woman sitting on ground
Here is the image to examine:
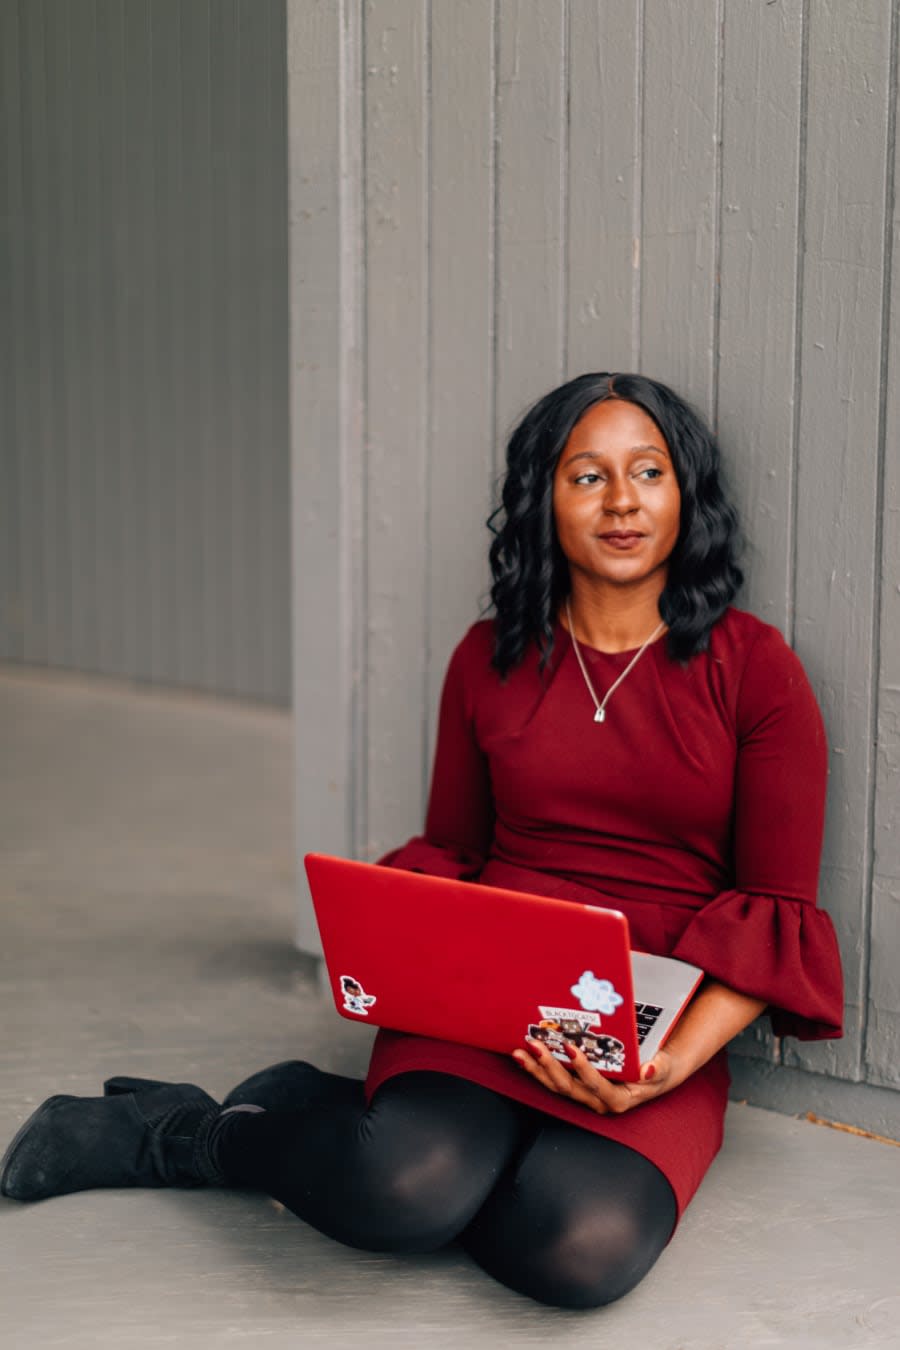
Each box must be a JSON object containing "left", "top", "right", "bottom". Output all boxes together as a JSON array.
[{"left": 0, "top": 372, "right": 844, "bottom": 1310}]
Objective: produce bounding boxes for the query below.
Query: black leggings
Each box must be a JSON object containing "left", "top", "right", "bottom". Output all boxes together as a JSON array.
[{"left": 215, "top": 1069, "right": 677, "bottom": 1309}]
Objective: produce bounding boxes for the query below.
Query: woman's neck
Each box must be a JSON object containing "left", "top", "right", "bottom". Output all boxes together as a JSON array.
[{"left": 562, "top": 580, "right": 666, "bottom": 653}]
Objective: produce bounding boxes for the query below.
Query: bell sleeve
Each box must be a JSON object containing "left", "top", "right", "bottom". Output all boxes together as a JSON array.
[
  {"left": 672, "top": 625, "right": 844, "bottom": 1041},
  {"left": 378, "top": 626, "right": 495, "bottom": 882}
]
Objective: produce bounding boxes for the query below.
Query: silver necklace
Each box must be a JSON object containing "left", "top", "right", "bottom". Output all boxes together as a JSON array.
[{"left": 564, "top": 598, "right": 665, "bottom": 724}]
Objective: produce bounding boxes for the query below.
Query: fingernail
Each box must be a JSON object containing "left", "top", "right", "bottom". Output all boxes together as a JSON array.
[
  {"left": 525, "top": 1040, "right": 544, "bottom": 1061},
  {"left": 643, "top": 1064, "right": 656, "bottom": 1081},
  {"left": 563, "top": 1042, "right": 578, "bottom": 1061}
]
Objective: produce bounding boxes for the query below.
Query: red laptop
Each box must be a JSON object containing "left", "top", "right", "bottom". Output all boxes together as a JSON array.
[{"left": 305, "top": 853, "right": 704, "bottom": 1081}]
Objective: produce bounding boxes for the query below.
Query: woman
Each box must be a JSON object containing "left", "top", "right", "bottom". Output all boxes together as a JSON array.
[{"left": 0, "top": 373, "right": 843, "bottom": 1310}]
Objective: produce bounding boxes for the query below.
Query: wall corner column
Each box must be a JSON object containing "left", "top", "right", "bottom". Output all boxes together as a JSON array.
[{"left": 287, "top": 0, "right": 365, "bottom": 953}]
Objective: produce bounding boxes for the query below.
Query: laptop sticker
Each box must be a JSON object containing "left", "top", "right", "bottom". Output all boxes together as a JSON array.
[
  {"left": 339, "top": 975, "right": 377, "bottom": 1016},
  {"left": 537, "top": 1005, "right": 598, "bottom": 1030},
  {"left": 576, "top": 1029, "right": 626, "bottom": 1073},
  {"left": 527, "top": 1019, "right": 626, "bottom": 1073},
  {"left": 570, "top": 971, "right": 624, "bottom": 1016}
]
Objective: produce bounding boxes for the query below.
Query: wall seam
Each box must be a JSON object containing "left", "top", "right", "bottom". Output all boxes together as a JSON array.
[
  {"left": 711, "top": 0, "right": 725, "bottom": 432},
  {"left": 12, "top": 0, "right": 27, "bottom": 663},
  {"left": 561, "top": 0, "right": 570, "bottom": 380},
  {"left": 46, "top": 1, "right": 66, "bottom": 669},
  {"left": 788, "top": 0, "right": 810, "bottom": 654},
  {"left": 339, "top": 0, "right": 367, "bottom": 856},
  {"left": 490, "top": 0, "right": 500, "bottom": 477},
  {"left": 781, "top": 0, "right": 812, "bottom": 1072},
  {"left": 422, "top": 0, "right": 433, "bottom": 802},
  {"left": 172, "top": 0, "right": 185, "bottom": 688},
  {"left": 357, "top": 0, "right": 368, "bottom": 856},
  {"left": 632, "top": 0, "right": 644, "bottom": 372},
  {"left": 862, "top": 0, "right": 899, "bottom": 1081}
]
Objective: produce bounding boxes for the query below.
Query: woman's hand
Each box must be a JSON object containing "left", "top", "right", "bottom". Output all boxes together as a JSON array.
[
  {"left": 512, "top": 979, "right": 768, "bottom": 1115},
  {"left": 512, "top": 1038, "right": 684, "bottom": 1116}
]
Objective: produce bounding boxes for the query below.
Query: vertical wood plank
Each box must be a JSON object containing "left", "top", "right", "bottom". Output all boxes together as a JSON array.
[
  {"left": 426, "top": 0, "right": 495, "bottom": 764},
  {"left": 208, "top": 0, "right": 237, "bottom": 692},
  {"left": 784, "top": 0, "right": 893, "bottom": 1081},
  {"left": 95, "top": 0, "right": 128, "bottom": 678},
  {"left": 364, "top": 0, "right": 430, "bottom": 858},
  {"left": 0, "top": 0, "right": 25, "bottom": 661},
  {"left": 494, "top": 0, "right": 566, "bottom": 451},
  {"left": 163, "top": 0, "right": 191, "bottom": 690},
  {"left": 172, "top": 0, "right": 211, "bottom": 691},
  {"left": 265, "top": 0, "right": 292, "bottom": 705},
  {"left": 204, "top": 0, "right": 230, "bottom": 694},
  {"left": 867, "top": 2, "right": 900, "bottom": 1089},
  {"left": 119, "top": 0, "right": 154, "bottom": 681},
  {"left": 716, "top": 0, "right": 805, "bottom": 1068},
  {"left": 717, "top": 0, "right": 804, "bottom": 631},
  {"left": 19, "top": 0, "right": 57, "bottom": 666},
  {"left": 255, "top": 0, "right": 276, "bottom": 700},
  {"left": 868, "top": 879, "right": 900, "bottom": 1087},
  {"left": 288, "top": 0, "right": 366, "bottom": 947},
  {"left": 639, "top": 0, "right": 720, "bottom": 420},
  {"left": 39, "top": 0, "right": 72, "bottom": 668},
  {"left": 43, "top": 0, "right": 67, "bottom": 668},
  {"left": 255, "top": 0, "right": 289, "bottom": 702},
  {"left": 146, "top": 0, "right": 174, "bottom": 686},
  {"left": 124, "top": 0, "right": 159, "bottom": 682},
  {"left": 67, "top": 0, "right": 104, "bottom": 673},
  {"left": 86, "top": 0, "right": 108, "bottom": 673},
  {"left": 566, "top": 0, "right": 641, "bottom": 376},
  {"left": 231, "top": 0, "right": 267, "bottom": 697},
  {"left": 226, "top": 0, "right": 251, "bottom": 697}
]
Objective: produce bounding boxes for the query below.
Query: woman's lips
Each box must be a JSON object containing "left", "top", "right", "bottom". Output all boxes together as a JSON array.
[{"left": 597, "top": 532, "right": 645, "bottom": 550}]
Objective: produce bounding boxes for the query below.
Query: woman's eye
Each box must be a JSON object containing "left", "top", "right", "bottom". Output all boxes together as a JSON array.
[
  {"left": 637, "top": 467, "right": 663, "bottom": 481},
  {"left": 574, "top": 472, "right": 602, "bottom": 485}
]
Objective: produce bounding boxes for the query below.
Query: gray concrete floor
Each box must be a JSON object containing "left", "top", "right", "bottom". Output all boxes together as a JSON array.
[{"left": 1, "top": 664, "right": 899, "bottom": 1350}]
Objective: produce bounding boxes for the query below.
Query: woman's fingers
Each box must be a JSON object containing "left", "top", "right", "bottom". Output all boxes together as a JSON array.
[
  {"left": 513, "top": 1040, "right": 611, "bottom": 1113},
  {"left": 561, "top": 1041, "right": 634, "bottom": 1111},
  {"left": 521, "top": 1039, "right": 581, "bottom": 1093},
  {"left": 640, "top": 1053, "right": 668, "bottom": 1086},
  {"left": 513, "top": 1040, "right": 673, "bottom": 1116}
]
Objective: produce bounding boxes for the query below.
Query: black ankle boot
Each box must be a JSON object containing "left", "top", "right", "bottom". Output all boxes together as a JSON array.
[{"left": 0, "top": 1083, "right": 224, "bottom": 1203}]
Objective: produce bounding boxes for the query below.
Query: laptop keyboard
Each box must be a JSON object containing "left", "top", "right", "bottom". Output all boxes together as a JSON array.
[{"left": 634, "top": 1002, "right": 664, "bottom": 1045}]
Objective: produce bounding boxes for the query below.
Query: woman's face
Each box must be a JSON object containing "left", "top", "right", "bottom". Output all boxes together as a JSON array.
[{"left": 552, "top": 398, "right": 681, "bottom": 595}]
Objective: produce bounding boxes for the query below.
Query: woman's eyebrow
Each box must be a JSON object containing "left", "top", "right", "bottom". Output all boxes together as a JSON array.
[{"left": 564, "top": 445, "right": 668, "bottom": 463}]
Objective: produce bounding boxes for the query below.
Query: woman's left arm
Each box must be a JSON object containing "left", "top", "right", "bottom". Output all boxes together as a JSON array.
[{"left": 512, "top": 978, "right": 765, "bottom": 1115}]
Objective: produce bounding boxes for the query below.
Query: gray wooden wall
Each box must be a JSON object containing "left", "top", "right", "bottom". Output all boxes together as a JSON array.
[
  {"left": 290, "top": 0, "right": 900, "bottom": 1127},
  {"left": 0, "top": 0, "right": 291, "bottom": 704}
]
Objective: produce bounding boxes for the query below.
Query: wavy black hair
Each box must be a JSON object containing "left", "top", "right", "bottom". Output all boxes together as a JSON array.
[{"left": 487, "top": 372, "right": 744, "bottom": 676}]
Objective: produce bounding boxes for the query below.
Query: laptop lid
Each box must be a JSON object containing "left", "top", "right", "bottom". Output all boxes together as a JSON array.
[{"left": 305, "top": 853, "right": 702, "bottom": 1081}]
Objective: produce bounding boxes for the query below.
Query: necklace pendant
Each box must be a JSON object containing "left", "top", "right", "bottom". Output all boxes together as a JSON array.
[{"left": 594, "top": 708, "right": 606, "bottom": 724}]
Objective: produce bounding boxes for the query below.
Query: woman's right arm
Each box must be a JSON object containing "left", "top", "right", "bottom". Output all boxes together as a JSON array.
[{"left": 379, "top": 629, "right": 495, "bottom": 880}]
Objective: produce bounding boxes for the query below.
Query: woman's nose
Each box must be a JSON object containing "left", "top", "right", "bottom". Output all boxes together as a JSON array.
[{"left": 603, "top": 474, "right": 639, "bottom": 514}]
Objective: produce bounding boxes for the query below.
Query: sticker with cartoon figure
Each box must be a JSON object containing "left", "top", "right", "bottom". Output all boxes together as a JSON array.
[
  {"left": 527, "top": 1019, "right": 626, "bottom": 1073},
  {"left": 577, "top": 1029, "right": 626, "bottom": 1073},
  {"left": 339, "top": 975, "right": 377, "bottom": 1016}
]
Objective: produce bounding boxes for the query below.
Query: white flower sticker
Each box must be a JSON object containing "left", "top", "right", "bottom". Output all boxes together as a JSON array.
[{"left": 570, "top": 971, "right": 624, "bottom": 1017}]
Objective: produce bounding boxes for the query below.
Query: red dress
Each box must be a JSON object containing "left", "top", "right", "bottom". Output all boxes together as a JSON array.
[{"left": 365, "top": 608, "right": 844, "bottom": 1220}]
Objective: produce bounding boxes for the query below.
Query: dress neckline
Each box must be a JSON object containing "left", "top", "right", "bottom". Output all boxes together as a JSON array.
[{"left": 554, "top": 615, "right": 668, "bottom": 659}]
